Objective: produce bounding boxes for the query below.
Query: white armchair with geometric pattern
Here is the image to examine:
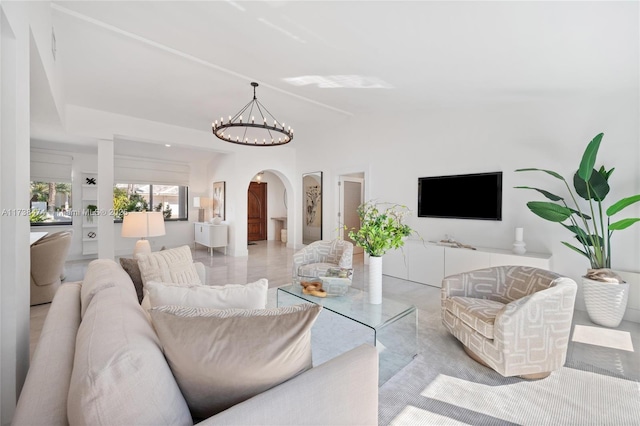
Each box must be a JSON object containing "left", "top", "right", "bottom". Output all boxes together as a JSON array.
[
  {"left": 292, "top": 239, "right": 353, "bottom": 285},
  {"left": 441, "top": 265, "right": 577, "bottom": 379}
]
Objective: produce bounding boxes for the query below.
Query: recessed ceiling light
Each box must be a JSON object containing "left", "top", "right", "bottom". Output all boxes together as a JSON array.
[
  {"left": 283, "top": 75, "right": 393, "bottom": 89},
  {"left": 165, "top": 144, "right": 171, "bottom": 147}
]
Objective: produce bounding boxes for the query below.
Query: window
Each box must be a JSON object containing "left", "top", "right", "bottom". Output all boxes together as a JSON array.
[
  {"left": 30, "top": 181, "right": 73, "bottom": 225},
  {"left": 113, "top": 183, "right": 188, "bottom": 221}
]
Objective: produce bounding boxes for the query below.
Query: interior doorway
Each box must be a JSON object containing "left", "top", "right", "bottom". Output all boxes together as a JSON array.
[
  {"left": 338, "top": 174, "right": 365, "bottom": 255},
  {"left": 247, "top": 181, "right": 267, "bottom": 241}
]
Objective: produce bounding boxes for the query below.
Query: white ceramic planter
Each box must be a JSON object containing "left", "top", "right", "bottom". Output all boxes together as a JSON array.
[
  {"left": 368, "top": 256, "right": 383, "bottom": 304},
  {"left": 582, "top": 277, "right": 629, "bottom": 328}
]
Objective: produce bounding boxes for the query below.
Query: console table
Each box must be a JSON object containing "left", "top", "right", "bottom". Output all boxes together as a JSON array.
[
  {"left": 383, "top": 239, "right": 552, "bottom": 287},
  {"left": 194, "top": 222, "right": 228, "bottom": 255},
  {"left": 270, "top": 217, "right": 287, "bottom": 241}
]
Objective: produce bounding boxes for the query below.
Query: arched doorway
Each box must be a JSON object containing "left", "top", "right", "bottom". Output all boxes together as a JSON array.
[{"left": 247, "top": 170, "right": 289, "bottom": 243}]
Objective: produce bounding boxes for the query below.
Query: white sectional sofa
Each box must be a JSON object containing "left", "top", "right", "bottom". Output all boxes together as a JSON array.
[{"left": 13, "top": 259, "right": 379, "bottom": 425}]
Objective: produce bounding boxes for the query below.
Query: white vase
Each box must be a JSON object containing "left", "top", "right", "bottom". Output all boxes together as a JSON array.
[
  {"left": 368, "top": 256, "right": 383, "bottom": 304},
  {"left": 582, "top": 277, "right": 629, "bottom": 328}
]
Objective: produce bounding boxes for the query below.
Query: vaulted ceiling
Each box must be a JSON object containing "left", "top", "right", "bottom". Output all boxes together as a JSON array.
[{"left": 31, "top": 1, "right": 639, "bottom": 157}]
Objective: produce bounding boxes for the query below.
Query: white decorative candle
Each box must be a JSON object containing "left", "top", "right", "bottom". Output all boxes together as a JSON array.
[{"left": 515, "top": 227, "right": 524, "bottom": 242}]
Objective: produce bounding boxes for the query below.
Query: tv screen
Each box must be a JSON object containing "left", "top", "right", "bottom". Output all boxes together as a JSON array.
[{"left": 418, "top": 172, "right": 502, "bottom": 220}]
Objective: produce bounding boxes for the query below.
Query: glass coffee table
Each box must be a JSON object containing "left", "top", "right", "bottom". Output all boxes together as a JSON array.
[{"left": 277, "top": 284, "right": 417, "bottom": 385}]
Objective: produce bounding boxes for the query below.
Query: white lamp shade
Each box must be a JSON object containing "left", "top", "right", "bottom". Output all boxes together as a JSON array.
[{"left": 121, "top": 212, "right": 166, "bottom": 238}]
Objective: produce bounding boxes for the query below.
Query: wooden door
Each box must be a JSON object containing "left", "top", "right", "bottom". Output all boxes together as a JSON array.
[{"left": 248, "top": 182, "right": 267, "bottom": 241}]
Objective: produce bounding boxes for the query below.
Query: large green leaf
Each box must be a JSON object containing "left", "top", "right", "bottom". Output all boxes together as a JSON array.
[
  {"left": 526, "top": 201, "right": 572, "bottom": 222},
  {"left": 578, "top": 133, "right": 603, "bottom": 181},
  {"left": 574, "top": 170, "right": 609, "bottom": 201},
  {"left": 515, "top": 168, "right": 565, "bottom": 181},
  {"left": 606, "top": 195, "right": 640, "bottom": 216},
  {"left": 514, "top": 186, "right": 564, "bottom": 201},
  {"left": 609, "top": 218, "right": 640, "bottom": 230}
]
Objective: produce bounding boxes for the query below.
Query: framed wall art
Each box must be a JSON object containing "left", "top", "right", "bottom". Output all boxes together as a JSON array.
[
  {"left": 302, "top": 171, "right": 322, "bottom": 244},
  {"left": 212, "top": 181, "right": 226, "bottom": 220}
]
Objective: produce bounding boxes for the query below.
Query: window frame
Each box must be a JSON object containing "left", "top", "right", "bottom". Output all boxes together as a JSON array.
[
  {"left": 29, "top": 180, "right": 74, "bottom": 227},
  {"left": 113, "top": 183, "right": 189, "bottom": 223}
]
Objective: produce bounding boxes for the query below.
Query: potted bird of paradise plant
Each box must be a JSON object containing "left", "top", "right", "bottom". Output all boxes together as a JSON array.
[{"left": 516, "top": 132, "right": 640, "bottom": 327}]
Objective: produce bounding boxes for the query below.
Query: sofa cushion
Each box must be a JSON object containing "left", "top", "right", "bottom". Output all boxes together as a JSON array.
[
  {"left": 150, "top": 303, "right": 321, "bottom": 419},
  {"left": 119, "top": 257, "right": 144, "bottom": 303},
  {"left": 13, "top": 283, "right": 82, "bottom": 426},
  {"left": 68, "top": 261, "right": 192, "bottom": 426},
  {"left": 136, "top": 245, "right": 201, "bottom": 286},
  {"left": 80, "top": 259, "right": 138, "bottom": 318},
  {"left": 445, "top": 296, "right": 505, "bottom": 339},
  {"left": 146, "top": 278, "right": 268, "bottom": 310}
]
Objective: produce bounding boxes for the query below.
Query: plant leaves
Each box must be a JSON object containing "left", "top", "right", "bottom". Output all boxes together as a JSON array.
[
  {"left": 515, "top": 168, "right": 565, "bottom": 181},
  {"left": 561, "top": 224, "right": 589, "bottom": 240},
  {"left": 576, "top": 233, "right": 604, "bottom": 247},
  {"left": 609, "top": 218, "right": 640, "bottom": 231},
  {"left": 566, "top": 207, "right": 591, "bottom": 220},
  {"left": 578, "top": 133, "right": 603, "bottom": 181},
  {"left": 598, "top": 165, "right": 614, "bottom": 181},
  {"left": 526, "top": 201, "right": 572, "bottom": 222},
  {"left": 562, "top": 224, "right": 603, "bottom": 247},
  {"left": 514, "top": 186, "right": 564, "bottom": 201},
  {"left": 574, "top": 170, "right": 609, "bottom": 201},
  {"left": 561, "top": 241, "right": 590, "bottom": 259},
  {"left": 606, "top": 195, "right": 640, "bottom": 216}
]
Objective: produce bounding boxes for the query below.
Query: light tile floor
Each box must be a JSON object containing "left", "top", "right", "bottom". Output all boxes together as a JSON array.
[{"left": 31, "top": 240, "right": 640, "bottom": 383}]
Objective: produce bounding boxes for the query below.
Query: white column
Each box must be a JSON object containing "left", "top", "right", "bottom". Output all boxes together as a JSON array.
[
  {"left": 0, "top": 9, "right": 31, "bottom": 423},
  {"left": 98, "top": 139, "right": 114, "bottom": 259}
]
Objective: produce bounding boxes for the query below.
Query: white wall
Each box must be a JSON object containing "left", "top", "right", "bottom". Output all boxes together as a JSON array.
[
  {"left": 0, "top": 2, "right": 51, "bottom": 423},
  {"left": 296, "top": 94, "right": 640, "bottom": 319}
]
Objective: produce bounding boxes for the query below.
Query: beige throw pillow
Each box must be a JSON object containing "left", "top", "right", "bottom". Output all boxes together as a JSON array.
[
  {"left": 150, "top": 303, "right": 322, "bottom": 419},
  {"left": 136, "top": 245, "right": 201, "bottom": 286},
  {"left": 146, "top": 279, "right": 268, "bottom": 310}
]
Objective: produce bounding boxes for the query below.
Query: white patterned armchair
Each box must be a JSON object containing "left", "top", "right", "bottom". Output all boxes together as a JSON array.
[
  {"left": 292, "top": 240, "right": 353, "bottom": 284},
  {"left": 441, "top": 266, "right": 577, "bottom": 379}
]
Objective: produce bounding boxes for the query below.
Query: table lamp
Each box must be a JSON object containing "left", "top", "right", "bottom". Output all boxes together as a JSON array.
[
  {"left": 121, "top": 211, "right": 166, "bottom": 257},
  {"left": 194, "top": 196, "right": 204, "bottom": 222}
]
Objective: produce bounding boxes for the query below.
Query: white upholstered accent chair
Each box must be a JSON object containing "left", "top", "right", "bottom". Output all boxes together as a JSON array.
[
  {"left": 292, "top": 239, "right": 353, "bottom": 284},
  {"left": 441, "top": 265, "right": 577, "bottom": 379},
  {"left": 30, "top": 230, "right": 73, "bottom": 305}
]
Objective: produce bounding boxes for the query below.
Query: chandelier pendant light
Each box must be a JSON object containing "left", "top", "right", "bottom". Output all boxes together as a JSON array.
[{"left": 212, "top": 82, "right": 294, "bottom": 146}]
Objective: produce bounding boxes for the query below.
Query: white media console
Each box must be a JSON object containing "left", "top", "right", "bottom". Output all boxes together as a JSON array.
[{"left": 382, "top": 239, "right": 552, "bottom": 288}]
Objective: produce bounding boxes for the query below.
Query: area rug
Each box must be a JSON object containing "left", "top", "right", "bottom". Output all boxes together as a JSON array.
[
  {"left": 268, "top": 288, "right": 640, "bottom": 425},
  {"left": 377, "top": 307, "right": 640, "bottom": 425}
]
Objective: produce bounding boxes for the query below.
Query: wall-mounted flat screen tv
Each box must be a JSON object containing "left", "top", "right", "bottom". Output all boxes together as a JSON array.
[{"left": 418, "top": 172, "right": 502, "bottom": 220}]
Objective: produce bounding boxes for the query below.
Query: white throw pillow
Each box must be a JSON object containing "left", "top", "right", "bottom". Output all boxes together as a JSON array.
[
  {"left": 146, "top": 279, "right": 268, "bottom": 310},
  {"left": 150, "top": 303, "right": 321, "bottom": 419},
  {"left": 136, "top": 245, "right": 201, "bottom": 286}
]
